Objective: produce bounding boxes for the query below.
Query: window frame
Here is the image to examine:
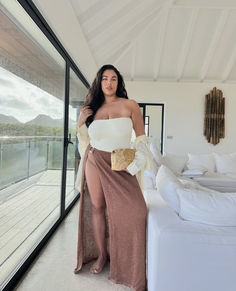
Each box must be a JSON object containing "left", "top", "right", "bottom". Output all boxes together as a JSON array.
[
  {"left": 2, "top": 1, "right": 89, "bottom": 290},
  {"left": 138, "top": 103, "right": 165, "bottom": 154}
]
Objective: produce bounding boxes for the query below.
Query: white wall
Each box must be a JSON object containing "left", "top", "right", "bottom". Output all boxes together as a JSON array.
[{"left": 126, "top": 81, "right": 236, "bottom": 155}]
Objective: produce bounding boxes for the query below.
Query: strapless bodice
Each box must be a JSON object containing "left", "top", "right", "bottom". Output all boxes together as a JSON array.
[{"left": 88, "top": 117, "right": 133, "bottom": 152}]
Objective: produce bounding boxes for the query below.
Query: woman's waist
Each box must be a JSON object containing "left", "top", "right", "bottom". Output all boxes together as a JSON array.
[{"left": 89, "top": 139, "right": 131, "bottom": 152}]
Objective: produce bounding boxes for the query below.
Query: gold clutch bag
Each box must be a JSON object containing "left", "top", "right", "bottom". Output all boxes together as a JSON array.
[{"left": 111, "top": 148, "right": 136, "bottom": 171}]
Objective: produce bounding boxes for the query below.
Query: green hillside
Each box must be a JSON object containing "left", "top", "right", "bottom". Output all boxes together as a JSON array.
[{"left": 0, "top": 123, "right": 76, "bottom": 137}]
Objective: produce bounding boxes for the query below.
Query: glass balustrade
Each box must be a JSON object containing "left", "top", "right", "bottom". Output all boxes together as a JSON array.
[{"left": 0, "top": 136, "right": 76, "bottom": 191}]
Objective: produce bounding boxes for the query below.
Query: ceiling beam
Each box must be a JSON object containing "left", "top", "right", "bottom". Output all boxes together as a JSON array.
[
  {"left": 222, "top": 45, "right": 236, "bottom": 81},
  {"left": 152, "top": 0, "right": 177, "bottom": 80},
  {"left": 98, "top": 41, "right": 130, "bottom": 67},
  {"left": 176, "top": 8, "right": 199, "bottom": 81},
  {"left": 200, "top": 9, "right": 230, "bottom": 81},
  {"left": 174, "top": 0, "right": 236, "bottom": 9},
  {"left": 113, "top": 0, "right": 175, "bottom": 67},
  {"left": 130, "top": 42, "right": 137, "bottom": 80},
  {"left": 98, "top": 7, "right": 161, "bottom": 65},
  {"left": 153, "top": 7, "right": 170, "bottom": 80},
  {"left": 87, "top": 0, "right": 143, "bottom": 41},
  {"left": 77, "top": 0, "right": 110, "bottom": 24},
  {"left": 113, "top": 7, "right": 163, "bottom": 66},
  {"left": 94, "top": 1, "right": 160, "bottom": 59}
]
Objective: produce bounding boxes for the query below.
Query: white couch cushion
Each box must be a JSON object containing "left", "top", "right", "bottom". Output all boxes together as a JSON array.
[
  {"left": 155, "top": 165, "right": 183, "bottom": 212},
  {"left": 187, "top": 153, "right": 215, "bottom": 173},
  {"left": 144, "top": 153, "right": 159, "bottom": 190},
  {"left": 149, "top": 142, "right": 163, "bottom": 166},
  {"left": 213, "top": 152, "right": 236, "bottom": 174},
  {"left": 182, "top": 169, "right": 207, "bottom": 178},
  {"left": 163, "top": 152, "right": 187, "bottom": 174},
  {"left": 144, "top": 168, "right": 158, "bottom": 190},
  {"left": 177, "top": 187, "right": 236, "bottom": 226}
]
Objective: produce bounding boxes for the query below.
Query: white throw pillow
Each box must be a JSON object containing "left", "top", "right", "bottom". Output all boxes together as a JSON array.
[
  {"left": 155, "top": 165, "right": 183, "bottom": 212},
  {"left": 181, "top": 169, "right": 206, "bottom": 177},
  {"left": 149, "top": 142, "right": 163, "bottom": 166},
  {"left": 176, "top": 187, "right": 236, "bottom": 226},
  {"left": 187, "top": 153, "right": 215, "bottom": 173},
  {"left": 163, "top": 153, "right": 187, "bottom": 174},
  {"left": 213, "top": 152, "right": 236, "bottom": 174}
]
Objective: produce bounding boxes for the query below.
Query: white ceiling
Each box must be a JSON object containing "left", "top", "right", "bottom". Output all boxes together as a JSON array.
[{"left": 69, "top": 0, "right": 236, "bottom": 83}]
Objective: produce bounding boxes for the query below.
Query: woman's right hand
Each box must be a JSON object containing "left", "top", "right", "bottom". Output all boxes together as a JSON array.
[{"left": 77, "top": 106, "right": 93, "bottom": 127}]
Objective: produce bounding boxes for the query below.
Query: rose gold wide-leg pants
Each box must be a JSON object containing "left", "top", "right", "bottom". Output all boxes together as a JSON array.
[{"left": 75, "top": 144, "right": 147, "bottom": 291}]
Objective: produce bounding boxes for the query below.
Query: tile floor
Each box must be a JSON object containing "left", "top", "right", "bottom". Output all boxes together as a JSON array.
[{"left": 13, "top": 201, "right": 130, "bottom": 291}]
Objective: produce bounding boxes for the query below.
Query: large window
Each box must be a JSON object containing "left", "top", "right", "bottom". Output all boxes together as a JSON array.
[
  {"left": 0, "top": 1, "right": 89, "bottom": 289},
  {"left": 65, "top": 69, "right": 88, "bottom": 207}
]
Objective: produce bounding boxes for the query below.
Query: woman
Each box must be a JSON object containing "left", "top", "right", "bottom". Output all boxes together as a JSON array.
[{"left": 74, "top": 64, "right": 153, "bottom": 291}]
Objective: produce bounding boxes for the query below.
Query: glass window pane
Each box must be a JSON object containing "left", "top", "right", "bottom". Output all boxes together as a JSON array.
[
  {"left": 0, "top": 1, "right": 65, "bottom": 287},
  {"left": 65, "top": 69, "right": 88, "bottom": 207}
]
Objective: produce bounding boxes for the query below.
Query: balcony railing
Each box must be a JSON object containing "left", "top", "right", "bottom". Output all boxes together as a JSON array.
[{"left": 0, "top": 136, "right": 76, "bottom": 190}]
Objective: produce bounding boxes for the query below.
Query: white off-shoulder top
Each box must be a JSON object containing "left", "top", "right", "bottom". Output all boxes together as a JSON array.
[
  {"left": 75, "top": 117, "right": 154, "bottom": 193},
  {"left": 88, "top": 117, "right": 133, "bottom": 152}
]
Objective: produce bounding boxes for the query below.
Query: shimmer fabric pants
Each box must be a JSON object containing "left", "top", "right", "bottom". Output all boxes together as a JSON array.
[
  {"left": 76, "top": 144, "right": 147, "bottom": 291},
  {"left": 85, "top": 147, "right": 107, "bottom": 259}
]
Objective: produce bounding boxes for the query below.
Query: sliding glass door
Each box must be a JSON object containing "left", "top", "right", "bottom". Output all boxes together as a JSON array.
[
  {"left": 65, "top": 69, "right": 88, "bottom": 207},
  {"left": 0, "top": 1, "right": 89, "bottom": 289}
]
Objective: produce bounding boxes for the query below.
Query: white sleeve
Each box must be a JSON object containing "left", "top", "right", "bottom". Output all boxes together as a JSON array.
[
  {"left": 126, "top": 134, "right": 155, "bottom": 176},
  {"left": 77, "top": 123, "right": 90, "bottom": 157},
  {"left": 75, "top": 123, "right": 90, "bottom": 192}
]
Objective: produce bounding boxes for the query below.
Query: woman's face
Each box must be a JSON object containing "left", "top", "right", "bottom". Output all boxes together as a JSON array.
[{"left": 101, "top": 69, "right": 118, "bottom": 97}]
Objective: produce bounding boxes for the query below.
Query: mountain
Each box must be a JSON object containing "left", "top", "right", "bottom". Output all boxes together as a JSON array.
[
  {"left": 25, "top": 114, "right": 76, "bottom": 128},
  {"left": 0, "top": 113, "right": 76, "bottom": 128},
  {"left": 0, "top": 113, "right": 21, "bottom": 124},
  {"left": 26, "top": 114, "right": 61, "bottom": 127}
]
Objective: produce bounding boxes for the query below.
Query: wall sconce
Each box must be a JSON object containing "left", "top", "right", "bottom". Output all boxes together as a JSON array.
[{"left": 204, "top": 87, "right": 225, "bottom": 145}]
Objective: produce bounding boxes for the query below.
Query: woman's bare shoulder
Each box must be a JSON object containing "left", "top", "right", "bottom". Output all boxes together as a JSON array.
[
  {"left": 119, "top": 98, "right": 138, "bottom": 106},
  {"left": 125, "top": 99, "right": 140, "bottom": 111},
  {"left": 117, "top": 98, "right": 140, "bottom": 116}
]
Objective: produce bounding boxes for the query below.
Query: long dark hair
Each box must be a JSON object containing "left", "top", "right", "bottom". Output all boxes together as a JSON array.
[{"left": 83, "top": 64, "right": 128, "bottom": 127}]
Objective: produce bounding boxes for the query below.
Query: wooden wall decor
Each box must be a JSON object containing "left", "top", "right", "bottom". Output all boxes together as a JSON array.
[{"left": 204, "top": 87, "right": 225, "bottom": 145}]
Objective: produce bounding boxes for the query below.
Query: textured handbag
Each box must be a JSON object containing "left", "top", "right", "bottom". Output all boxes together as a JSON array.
[{"left": 111, "top": 148, "right": 136, "bottom": 171}]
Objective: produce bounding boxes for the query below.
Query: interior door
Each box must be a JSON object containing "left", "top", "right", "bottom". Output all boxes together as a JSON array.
[{"left": 139, "top": 103, "right": 164, "bottom": 153}]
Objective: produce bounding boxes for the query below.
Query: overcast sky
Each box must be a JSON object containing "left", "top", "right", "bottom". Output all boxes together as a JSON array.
[{"left": 0, "top": 66, "right": 76, "bottom": 123}]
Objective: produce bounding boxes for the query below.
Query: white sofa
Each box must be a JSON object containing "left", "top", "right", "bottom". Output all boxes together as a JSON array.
[
  {"left": 182, "top": 152, "right": 236, "bottom": 192},
  {"left": 143, "top": 146, "right": 236, "bottom": 291},
  {"left": 146, "top": 146, "right": 236, "bottom": 193},
  {"left": 144, "top": 189, "right": 236, "bottom": 291},
  {"left": 190, "top": 172, "right": 236, "bottom": 192}
]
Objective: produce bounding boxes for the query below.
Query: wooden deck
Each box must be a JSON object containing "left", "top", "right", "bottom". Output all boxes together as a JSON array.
[{"left": 0, "top": 170, "right": 76, "bottom": 287}]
